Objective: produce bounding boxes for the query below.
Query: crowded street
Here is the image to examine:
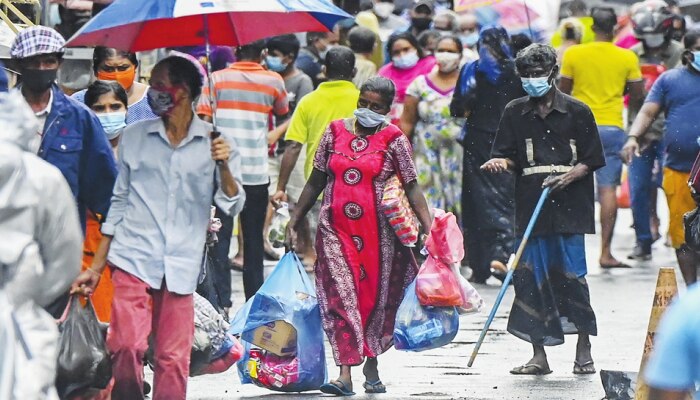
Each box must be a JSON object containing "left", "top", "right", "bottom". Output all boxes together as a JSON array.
[{"left": 3, "top": 0, "right": 700, "bottom": 399}]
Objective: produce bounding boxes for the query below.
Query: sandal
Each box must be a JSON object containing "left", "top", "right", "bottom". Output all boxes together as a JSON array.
[
  {"left": 573, "top": 360, "right": 596, "bottom": 375},
  {"left": 510, "top": 363, "right": 552, "bottom": 375},
  {"left": 320, "top": 380, "right": 355, "bottom": 396},
  {"left": 600, "top": 262, "right": 631, "bottom": 269},
  {"left": 363, "top": 380, "right": 386, "bottom": 393}
]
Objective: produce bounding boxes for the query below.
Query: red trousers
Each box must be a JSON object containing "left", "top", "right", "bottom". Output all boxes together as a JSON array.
[{"left": 107, "top": 267, "right": 194, "bottom": 400}]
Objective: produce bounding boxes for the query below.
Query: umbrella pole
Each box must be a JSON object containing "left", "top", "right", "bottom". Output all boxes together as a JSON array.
[
  {"left": 467, "top": 187, "right": 550, "bottom": 367},
  {"left": 203, "top": 15, "right": 223, "bottom": 165}
]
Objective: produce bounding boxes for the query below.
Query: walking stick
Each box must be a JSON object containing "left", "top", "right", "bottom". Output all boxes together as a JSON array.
[{"left": 468, "top": 187, "right": 551, "bottom": 367}]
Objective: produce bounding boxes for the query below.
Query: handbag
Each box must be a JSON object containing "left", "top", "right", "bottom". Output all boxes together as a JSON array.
[
  {"left": 689, "top": 151, "right": 700, "bottom": 194},
  {"left": 380, "top": 175, "right": 419, "bottom": 247}
]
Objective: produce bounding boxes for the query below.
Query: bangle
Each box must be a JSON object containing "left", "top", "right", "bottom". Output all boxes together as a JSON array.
[
  {"left": 86, "top": 268, "right": 101, "bottom": 277},
  {"left": 626, "top": 135, "right": 639, "bottom": 141}
]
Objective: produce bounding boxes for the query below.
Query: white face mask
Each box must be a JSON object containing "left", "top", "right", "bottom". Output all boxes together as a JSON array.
[{"left": 435, "top": 51, "right": 461, "bottom": 73}]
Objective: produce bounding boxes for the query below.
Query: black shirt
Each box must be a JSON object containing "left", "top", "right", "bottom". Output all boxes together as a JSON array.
[{"left": 491, "top": 90, "right": 605, "bottom": 236}]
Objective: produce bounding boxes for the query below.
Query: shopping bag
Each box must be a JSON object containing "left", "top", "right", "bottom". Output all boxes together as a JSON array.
[
  {"left": 617, "top": 169, "right": 631, "bottom": 209},
  {"left": 269, "top": 202, "right": 291, "bottom": 248},
  {"left": 381, "top": 175, "right": 419, "bottom": 247},
  {"left": 424, "top": 209, "right": 464, "bottom": 265},
  {"left": 415, "top": 256, "right": 463, "bottom": 307},
  {"left": 451, "top": 264, "right": 484, "bottom": 314},
  {"left": 394, "top": 280, "right": 459, "bottom": 352},
  {"left": 229, "top": 252, "right": 327, "bottom": 392},
  {"left": 685, "top": 208, "right": 700, "bottom": 251},
  {"left": 56, "top": 296, "right": 112, "bottom": 399}
]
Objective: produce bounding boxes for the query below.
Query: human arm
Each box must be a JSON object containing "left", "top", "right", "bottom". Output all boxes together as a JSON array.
[
  {"left": 268, "top": 119, "right": 291, "bottom": 145},
  {"left": 71, "top": 235, "right": 113, "bottom": 295},
  {"left": 558, "top": 48, "right": 574, "bottom": 95},
  {"left": 542, "top": 163, "right": 590, "bottom": 192},
  {"left": 621, "top": 102, "right": 662, "bottom": 164},
  {"left": 405, "top": 180, "right": 432, "bottom": 233},
  {"left": 558, "top": 76, "right": 573, "bottom": 95},
  {"left": 400, "top": 94, "right": 419, "bottom": 138},
  {"left": 213, "top": 135, "right": 245, "bottom": 216},
  {"left": 285, "top": 168, "right": 327, "bottom": 249},
  {"left": 482, "top": 105, "right": 518, "bottom": 174},
  {"left": 271, "top": 140, "right": 303, "bottom": 206},
  {"left": 481, "top": 158, "right": 516, "bottom": 173},
  {"left": 388, "top": 133, "right": 432, "bottom": 232}
]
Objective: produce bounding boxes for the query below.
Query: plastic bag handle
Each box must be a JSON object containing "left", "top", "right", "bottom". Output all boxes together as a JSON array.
[{"left": 290, "top": 251, "right": 314, "bottom": 294}]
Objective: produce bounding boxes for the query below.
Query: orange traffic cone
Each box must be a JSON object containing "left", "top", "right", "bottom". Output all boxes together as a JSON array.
[{"left": 634, "top": 267, "right": 678, "bottom": 400}]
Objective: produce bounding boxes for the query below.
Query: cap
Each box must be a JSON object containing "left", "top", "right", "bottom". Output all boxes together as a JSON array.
[
  {"left": 413, "top": 0, "right": 434, "bottom": 14},
  {"left": 11, "top": 26, "right": 65, "bottom": 60}
]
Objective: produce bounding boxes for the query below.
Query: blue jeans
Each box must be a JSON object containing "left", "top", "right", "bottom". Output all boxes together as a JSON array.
[
  {"left": 628, "top": 141, "right": 664, "bottom": 247},
  {"left": 594, "top": 126, "right": 626, "bottom": 187}
]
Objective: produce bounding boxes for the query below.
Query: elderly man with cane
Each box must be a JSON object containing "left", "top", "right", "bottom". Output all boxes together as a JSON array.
[{"left": 481, "top": 44, "right": 605, "bottom": 375}]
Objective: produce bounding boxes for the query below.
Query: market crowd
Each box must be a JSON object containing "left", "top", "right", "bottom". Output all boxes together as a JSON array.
[{"left": 3, "top": 0, "right": 700, "bottom": 399}]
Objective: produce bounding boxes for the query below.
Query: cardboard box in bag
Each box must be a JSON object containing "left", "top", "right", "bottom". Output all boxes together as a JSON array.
[{"left": 244, "top": 321, "right": 297, "bottom": 357}]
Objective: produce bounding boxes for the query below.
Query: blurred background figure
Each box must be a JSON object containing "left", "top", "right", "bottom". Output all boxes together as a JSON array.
[
  {"left": 551, "top": 0, "right": 595, "bottom": 49},
  {"left": 458, "top": 13, "right": 479, "bottom": 49},
  {"left": 555, "top": 17, "right": 584, "bottom": 63},
  {"left": 348, "top": 26, "right": 379, "bottom": 89},
  {"left": 510, "top": 32, "right": 533, "bottom": 55},
  {"left": 418, "top": 29, "right": 441, "bottom": 56},
  {"left": 378, "top": 32, "right": 436, "bottom": 124},
  {"left": 372, "top": 0, "right": 409, "bottom": 42},
  {"left": 0, "top": 90, "right": 82, "bottom": 400},
  {"left": 401, "top": 35, "right": 465, "bottom": 220},
  {"left": 450, "top": 26, "right": 523, "bottom": 283},
  {"left": 433, "top": 10, "right": 460, "bottom": 35},
  {"left": 297, "top": 31, "right": 339, "bottom": 87},
  {"left": 405, "top": 0, "right": 435, "bottom": 38}
]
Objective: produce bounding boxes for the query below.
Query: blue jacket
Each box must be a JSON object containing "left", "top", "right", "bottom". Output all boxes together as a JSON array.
[{"left": 37, "top": 85, "right": 117, "bottom": 230}]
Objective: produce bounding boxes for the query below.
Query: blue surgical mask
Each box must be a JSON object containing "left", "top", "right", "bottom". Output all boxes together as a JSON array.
[
  {"left": 521, "top": 76, "right": 552, "bottom": 98},
  {"left": 265, "top": 56, "right": 288, "bottom": 73},
  {"left": 691, "top": 51, "right": 700, "bottom": 72},
  {"left": 354, "top": 107, "right": 387, "bottom": 128},
  {"left": 393, "top": 50, "right": 419, "bottom": 70},
  {"left": 97, "top": 111, "right": 127, "bottom": 140},
  {"left": 461, "top": 32, "right": 479, "bottom": 47}
]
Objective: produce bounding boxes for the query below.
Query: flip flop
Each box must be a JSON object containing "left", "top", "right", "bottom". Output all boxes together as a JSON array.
[
  {"left": 510, "top": 363, "right": 552, "bottom": 375},
  {"left": 363, "top": 380, "right": 386, "bottom": 394},
  {"left": 320, "top": 380, "right": 355, "bottom": 396},
  {"left": 573, "top": 360, "right": 596, "bottom": 375},
  {"left": 600, "top": 262, "right": 632, "bottom": 269}
]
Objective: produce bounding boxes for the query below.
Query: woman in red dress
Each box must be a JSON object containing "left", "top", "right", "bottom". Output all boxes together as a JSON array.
[{"left": 287, "top": 76, "right": 433, "bottom": 396}]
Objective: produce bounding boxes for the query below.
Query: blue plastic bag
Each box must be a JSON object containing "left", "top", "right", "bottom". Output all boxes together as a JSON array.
[
  {"left": 229, "top": 252, "right": 327, "bottom": 392},
  {"left": 393, "top": 280, "right": 459, "bottom": 352}
]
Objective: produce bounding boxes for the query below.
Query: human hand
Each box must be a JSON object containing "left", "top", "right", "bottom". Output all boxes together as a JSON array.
[
  {"left": 542, "top": 174, "right": 573, "bottom": 193},
  {"left": 70, "top": 268, "right": 101, "bottom": 296},
  {"left": 620, "top": 137, "right": 640, "bottom": 165},
  {"left": 211, "top": 135, "right": 230, "bottom": 164},
  {"left": 270, "top": 190, "right": 288, "bottom": 209},
  {"left": 284, "top": 220, "right": 298, "bottom": 252},
  {"left": 481, "top": 158, "right": 509, "bottom": 173}
]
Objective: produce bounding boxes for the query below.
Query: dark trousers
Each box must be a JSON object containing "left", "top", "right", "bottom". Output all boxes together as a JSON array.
[
  {"left": 210, "top": 206, "right": 234, "bottom": 308},
  {"left": 462, "top": 148, "right": 515, "bottom": 282},
  {"left": 241, "top": 183, "right": 269, "bottom": 300}
]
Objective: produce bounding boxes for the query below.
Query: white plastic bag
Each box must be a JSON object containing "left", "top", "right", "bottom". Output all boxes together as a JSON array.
[{"left": 269, "top": 203, "right": 291, "bottom": 248}]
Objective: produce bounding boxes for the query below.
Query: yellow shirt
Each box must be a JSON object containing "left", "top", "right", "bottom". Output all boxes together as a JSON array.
[
  {"left": 285, "top": 80, "right": 360, "bottom": 178},
  {"left": 560, "top": 41, "right": 642, "bottom": 128}
]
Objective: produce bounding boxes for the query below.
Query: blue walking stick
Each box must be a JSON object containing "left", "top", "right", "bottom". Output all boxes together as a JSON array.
[{"left": 468, "top": 187, "right": 550, "bottom": 367}]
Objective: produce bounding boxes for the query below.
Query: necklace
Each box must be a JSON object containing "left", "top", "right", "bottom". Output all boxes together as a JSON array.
[{"left": 352, "top": 118, "right": 381, "bottom": 137}]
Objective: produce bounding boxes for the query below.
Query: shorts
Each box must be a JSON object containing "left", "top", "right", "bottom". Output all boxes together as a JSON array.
[
  {"left": 268, "top": 149, "right": 307, "bottom": 202},
  {"left": 594, "top": 126, "right": 625, "bottom": 187},
  {"left": 663, "top": 167, "right": 695, "bottom": 249}
]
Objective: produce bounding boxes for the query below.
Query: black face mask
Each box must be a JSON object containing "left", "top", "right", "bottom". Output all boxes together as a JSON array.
[
  {"left": 411, "top": 17, "right": 432, "bottom": 31},
  {"left": 21, "top": 68, "right": 57, "bottom": 93}
]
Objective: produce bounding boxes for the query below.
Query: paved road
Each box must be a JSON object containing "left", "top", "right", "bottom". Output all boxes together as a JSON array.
[{"left": 180, "top": 206, "right": 687, "bottom": 400}]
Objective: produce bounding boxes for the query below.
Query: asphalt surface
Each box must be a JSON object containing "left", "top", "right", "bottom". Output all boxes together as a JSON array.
[{"left": 177, "top": 203, "right": 687, "bottom": 400}]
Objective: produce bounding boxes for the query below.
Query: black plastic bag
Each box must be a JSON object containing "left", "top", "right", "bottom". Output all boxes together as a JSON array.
[
  {"left": 56, "top": 296, "right": 112, "bottom": 398},
  {"left": 685, "top": 207, "right": 700, "bottom": 252}
]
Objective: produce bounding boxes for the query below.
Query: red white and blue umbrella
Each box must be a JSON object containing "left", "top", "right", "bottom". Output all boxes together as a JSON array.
[
  {"left": 66, "top": 0, "right": 352, "bottom": 52},
  {"left": 66, "top": 0, "right": 352, "bottom": 133}
]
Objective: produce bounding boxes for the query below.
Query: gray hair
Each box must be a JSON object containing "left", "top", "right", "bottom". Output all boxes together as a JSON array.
[
  {"left": 515, "top": 43, "right": 557, "bottom": 73},
  {"left": 360, "top": 76, "right": 395, "bottom": 108}
]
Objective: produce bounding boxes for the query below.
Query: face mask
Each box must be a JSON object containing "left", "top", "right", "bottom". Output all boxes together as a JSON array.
[
  {"left": 690, "top": 51, "right": 700, "bottom": 72},
  {"left": 521, "top": 76, "right": 552, "bottom": 98},
  {"left": 411, "top": 17, "right": 432, "bottom": 31},
  {"left": 642, "top": 33, "right": 665, "bottom": 49},
  {"left": 21, "top": 68, "right": 57, "bottom": 93},
  {"left": 374, "top": 2, "right": 394, "bottom": 19},
  {"left": 265, "top": 56, "right": 288, "bottom": 73},
  {"left": 393, "top": 50, "right": 419, "bottom": 69},
  {"left": 97, "top": 65, "right": 136, "bottom": 91},
  {"left": 319, "top": 44, "right": 336, "bottom": 60},
  {"left": 461, "top": 32, "right": 479, "bottom": 48},
  {"left": 97, "top": 111, "right": 127, "bottom": 140},
  {"left": 435, "top": 51, "right": 461, "bottom": 73},
  {"left": 354, "top": 107, "right": 387, "bottom": 128},
  {"left": 147, "top": 86, "right": 180, "bottom": 116}
]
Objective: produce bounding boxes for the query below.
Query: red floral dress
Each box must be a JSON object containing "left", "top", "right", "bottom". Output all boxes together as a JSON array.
[{"left": 313, "top": 118, "right": 419, "bottom": 366}]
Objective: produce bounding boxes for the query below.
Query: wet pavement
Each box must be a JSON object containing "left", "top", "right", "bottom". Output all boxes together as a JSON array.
[{"left": 182, "top": 204, "right": 687, "bottom": 400}]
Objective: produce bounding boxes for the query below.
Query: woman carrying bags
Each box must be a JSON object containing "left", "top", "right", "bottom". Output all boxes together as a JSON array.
[{"left": 287, "top": 76, "right": 432, "bottom": 396}]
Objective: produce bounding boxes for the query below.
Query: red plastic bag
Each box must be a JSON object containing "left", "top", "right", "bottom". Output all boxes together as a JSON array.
[
  {"left": 425, "top": 209, "right": 464, "bottom": 265},
  {"left": 415, "top": 256, "right": 463, "bottom": 307},
  {"left": 617, "top": 169, "right": 630, "bottom": 209}
]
